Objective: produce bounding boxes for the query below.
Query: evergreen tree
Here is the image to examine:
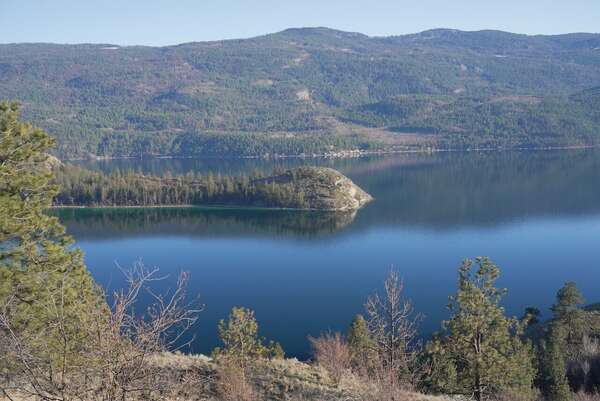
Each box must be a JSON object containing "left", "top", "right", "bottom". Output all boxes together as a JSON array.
[
  {"left": 214, "top": 307, "right": 284, "bottom": 366},
  {"left": 426, "top": 257, "right": 536, "bottom": 401},
  {"left": 266, "top": 340, "right": 285, "bottom": 360},
  {"left": 522, "top": 306, "right": 542, "bottom": 327},
  {"left": 0, "top": 102, "right": 104, "bottom": 369},
  {"left": 552, "top": 283, "right": 583, "bottom": 315},
  {"left": 540, "top": 282, "right": 588, "bottom": 397},
  {"left": 541, "top": 323, "right": 572, "bottom": 401},
  {"left": 347, "top": 314, "right": 378, "bottom": 374},
  {"left": 552, "top": 282, "right": 586, "bottom": 345},
  {"left": 216, "top": 307, "right": 264, "bottom": 363}
]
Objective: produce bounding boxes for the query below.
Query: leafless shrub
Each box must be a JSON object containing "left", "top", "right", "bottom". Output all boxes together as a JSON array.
[
  {"left": 583, "top": 336, "right": 600, "bottom": 357},
  {"left": 574, "top": 392, "right": 600, "bottom": 401},
  {"left": 215, "top": 356, "right": 255, "bottom": 401},
  {"left": 309, "top": 331, "right": 351, "bottom": 385},
  {"left": 567, "top": 334, "right": 600, "bottom": 393},
  {"left": 365, "top": 269, "right": 423, "bottom": 388},
  {"left": 359, "top": 376, "right": 406, "bottom": 401},
  {"left": 0, "top": 261, "right": 203, "bottom": 401}
]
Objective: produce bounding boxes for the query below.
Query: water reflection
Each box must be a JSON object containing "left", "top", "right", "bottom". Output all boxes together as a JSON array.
[
  {"left": 351, "top": 150, "right": 600, "bottom": 229},
  {"left": 56, "top": 208, "right": 358, "bottom": 240}
]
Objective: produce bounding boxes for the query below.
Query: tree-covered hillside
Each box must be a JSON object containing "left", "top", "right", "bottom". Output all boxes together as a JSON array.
[{"left": 1, "top": 28, "right": 600, "bottom": 158}]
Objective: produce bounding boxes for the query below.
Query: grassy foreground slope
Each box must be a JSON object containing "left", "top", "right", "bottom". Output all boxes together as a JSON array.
[
  {"left": 1, "top": 28, "right": 600, "bottom": 158},
  {"left": 150, "top": 352, "right": 451, "bottom": 401}
]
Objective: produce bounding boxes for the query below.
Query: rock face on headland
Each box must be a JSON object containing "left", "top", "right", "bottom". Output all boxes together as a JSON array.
[{"left": 258, "top": 166, "right": 373, "bottom": 211}]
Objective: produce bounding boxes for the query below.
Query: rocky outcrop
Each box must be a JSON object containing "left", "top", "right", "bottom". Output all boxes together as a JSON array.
[{"left": 259, "top": 166, "right": 373, "bottom": 211}]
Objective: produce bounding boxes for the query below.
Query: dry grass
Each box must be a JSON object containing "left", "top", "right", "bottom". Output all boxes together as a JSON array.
[
  {"left": 492, "top": 389, "right": 543, "bottom": 401},
  {"left": 574, "top": 393, "right": 600, "bottom": 401},
  {"left": 215, "top": 357, "right": 255, "bottom": 401},
  {"left": 1, "top": 351, "right": 454, "bottom": 401},
  {"left": 339, "top": 373, "right": 450, "bottom": 401},
  {"left": 226, "top": 354, "right": 451, "bottom": 401},
  {"left": 153, "top": 349, "right": 598, "bottom": 401}
]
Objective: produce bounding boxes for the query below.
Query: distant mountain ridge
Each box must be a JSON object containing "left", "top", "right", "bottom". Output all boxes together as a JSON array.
[{"left": 1, "top": 27, "right": 600, "bottom": 158}]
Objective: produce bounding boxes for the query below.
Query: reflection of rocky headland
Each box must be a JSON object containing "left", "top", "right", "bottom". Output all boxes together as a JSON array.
[{"left": 54, "top": 207, "right": 359, "bottom": 240}]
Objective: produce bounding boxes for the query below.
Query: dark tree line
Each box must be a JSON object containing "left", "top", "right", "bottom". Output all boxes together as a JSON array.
[{"left": 54, "top": 164, "right": 314, "bottom": 209}]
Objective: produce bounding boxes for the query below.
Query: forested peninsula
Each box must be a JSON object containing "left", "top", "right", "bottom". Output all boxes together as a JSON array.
[{"left": 54, "top": 165, "right": 373, "bottom": 211}]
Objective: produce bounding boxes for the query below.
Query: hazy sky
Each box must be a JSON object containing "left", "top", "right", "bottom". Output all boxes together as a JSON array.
[{"left": 1, "top": 0, "right": 599, "bottom": 46}]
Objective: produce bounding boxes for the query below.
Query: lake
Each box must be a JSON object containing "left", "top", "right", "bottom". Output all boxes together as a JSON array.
[{"left": 60, "top": 150, "right": 600, "bottom": 358}]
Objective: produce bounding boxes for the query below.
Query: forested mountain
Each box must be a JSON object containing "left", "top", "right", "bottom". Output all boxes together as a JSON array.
[{"left": 2, "top": 28, "right": 600, "bottom": 158}]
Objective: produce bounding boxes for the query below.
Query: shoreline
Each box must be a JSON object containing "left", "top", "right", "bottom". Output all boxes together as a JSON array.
[
  {"left": 62, "top": 144, "right": 600, "bottom": 162},
  {"left": 50, "top": 204, "right": 360, "bottom": 213},
  {"left": 51, "top": 145, "right": 595, "bottom": 211}
]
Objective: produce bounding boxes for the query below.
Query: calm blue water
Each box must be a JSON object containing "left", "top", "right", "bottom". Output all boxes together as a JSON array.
[{"left": 61, "top": 150, "right": 600, "bottom": 358}]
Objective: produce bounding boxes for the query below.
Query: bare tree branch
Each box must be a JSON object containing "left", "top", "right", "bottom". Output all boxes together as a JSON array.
[{"left": 0, "top": 261, "right": 204, "bottom": 401}]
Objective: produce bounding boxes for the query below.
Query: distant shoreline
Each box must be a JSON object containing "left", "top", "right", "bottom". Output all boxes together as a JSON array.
[{"left": 63, "top": 144, "right": 599, "bottom": 162}]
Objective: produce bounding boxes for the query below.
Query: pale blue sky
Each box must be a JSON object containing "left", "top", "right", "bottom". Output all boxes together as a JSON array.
[{"left": 1, "top": 0, "right": 599, "bottom": 46}]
